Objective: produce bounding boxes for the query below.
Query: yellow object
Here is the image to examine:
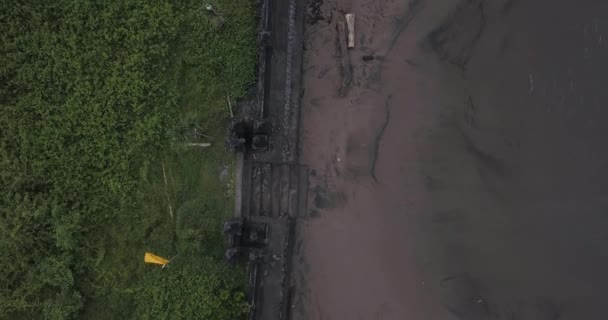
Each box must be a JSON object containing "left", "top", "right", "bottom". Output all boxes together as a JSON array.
[{"left": 144, "top": 252, "right": 170, "bottom": 266}]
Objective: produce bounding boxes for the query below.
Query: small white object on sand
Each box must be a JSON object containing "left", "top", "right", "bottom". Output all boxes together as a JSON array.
[{"left": 346, "top": 14, "right": 355, "bottom": 48}]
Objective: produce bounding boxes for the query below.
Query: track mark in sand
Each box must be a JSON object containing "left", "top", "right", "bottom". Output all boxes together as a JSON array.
[
  {"left": 460, "top": 127, "right": 509, "bottom": 178},
  {"left": 312, "top": 185, "right": 346, "bottom": 209},
  {"left": 386, "top": 0, "right": 426, "bottom": 56},
  {"left": 440, "top": 273, "right": 491, "bottom": 319},
  {"left": 371, "top": 95, "right": 393, "bottom": 183},
  {"left": 501, "top": 0, "right": 518, "bottom": 15},
  {"left": 406, "top": 59, "right": 421, "bottom": 67},
  {"left": 427, "top": 0, "right": 487, "bottom": 72},
  {"left": 463, "top": 95, "right": 479, "bottom": 129},
  {"left": 500, "top": 298, "right": 561, "bottom": 319}
]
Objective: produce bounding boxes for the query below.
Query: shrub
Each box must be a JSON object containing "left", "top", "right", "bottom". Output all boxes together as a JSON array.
[
  {"left": 0, "top": 0, "right": 255, "bottom": 318},
  {"left": 133, "top": 262, "right": 249, "bottom": 320}
]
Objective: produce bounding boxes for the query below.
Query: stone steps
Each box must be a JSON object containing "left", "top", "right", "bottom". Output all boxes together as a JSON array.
[{"left": 241, "top": 161, "right": 309, "bottom": 218}]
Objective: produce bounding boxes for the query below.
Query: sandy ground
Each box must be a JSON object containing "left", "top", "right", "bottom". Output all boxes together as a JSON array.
[{"left": 290, "top": 0, "right": 608, "bottom": 319}]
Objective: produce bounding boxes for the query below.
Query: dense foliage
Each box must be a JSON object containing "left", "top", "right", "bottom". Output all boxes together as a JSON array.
[
  {"left": 0, "top": 0, "right": 256, "bottom": 319},
  {"left": 134, "top": 262, "right": 249, "bottom": 320}
]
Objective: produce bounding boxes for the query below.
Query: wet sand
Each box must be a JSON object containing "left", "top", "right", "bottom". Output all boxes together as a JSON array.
[{"left": 291, "top": 0, "right": 608, "bottom": 319}]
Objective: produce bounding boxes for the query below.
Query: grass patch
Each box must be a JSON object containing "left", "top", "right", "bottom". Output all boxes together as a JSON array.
[
  {"left": 79, "top": 145, "right": 242, "bottom": 320},
  {"left": 0, "top": 0, "right": 256, "bottom": 319}
]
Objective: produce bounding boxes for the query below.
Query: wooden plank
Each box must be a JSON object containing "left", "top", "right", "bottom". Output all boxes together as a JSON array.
[
  {"left": 288, "top": 164, "right": 299, "bottom": 218},
  {"left": 288, "top": 188, "right": 298, "bottom": 219},
  {"left": 297, "top": 166, "right": 309, "bottom": 217},
  {"left": 240, "top": 159, "right": 252, "bottom": 217},
  {"left": 270, "top": 164, "right": 282, "bottom": 217},
  {"left": 346, "top": 14, "right": 355, "bottom": 48},
  {"left": 279, "top": 164, "right": 290, "bottom": 216},
  {"left": 337, "top": 21, "right": 352, "bottom": 96},
  {"left": 251, "top": 164, "right": 262, "bottom": 216},
  {"left": 260, "top": 163, "right": 272, "bottom": 216}
]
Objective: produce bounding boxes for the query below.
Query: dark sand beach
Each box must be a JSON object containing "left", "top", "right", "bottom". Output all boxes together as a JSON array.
[{"left": 291, "top": 0, "right": 608, "bottom": 319}]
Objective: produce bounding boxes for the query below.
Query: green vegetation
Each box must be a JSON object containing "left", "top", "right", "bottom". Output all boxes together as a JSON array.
[{"left": 0, "top": 1, "right": 256, "bottom": 319}]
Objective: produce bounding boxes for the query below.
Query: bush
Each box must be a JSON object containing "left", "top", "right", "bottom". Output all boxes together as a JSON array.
[
  {"left": 133, "top": 262, "right": 249, "bottom": 320},
  {"left": 175, "top": 198, "right": 226, "bottom": 260},
  {"left": 175, "top": 199, "right": 224, "bottom": 241},
  {"left": 0, "top": 0, "right": 255, "bottom": 318}
]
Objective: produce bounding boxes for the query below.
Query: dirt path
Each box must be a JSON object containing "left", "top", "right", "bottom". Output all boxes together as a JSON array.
[{"left": 290, "top": 0, "right": 608, "bottom": 319}]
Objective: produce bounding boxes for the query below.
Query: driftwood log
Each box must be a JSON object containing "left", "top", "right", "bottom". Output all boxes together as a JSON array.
[
  {"left": 346, "top": 14, "right": 355, "bottom": 48},
  {"left": 337, "top": 20, "right": 352, "bottom": 96}
]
